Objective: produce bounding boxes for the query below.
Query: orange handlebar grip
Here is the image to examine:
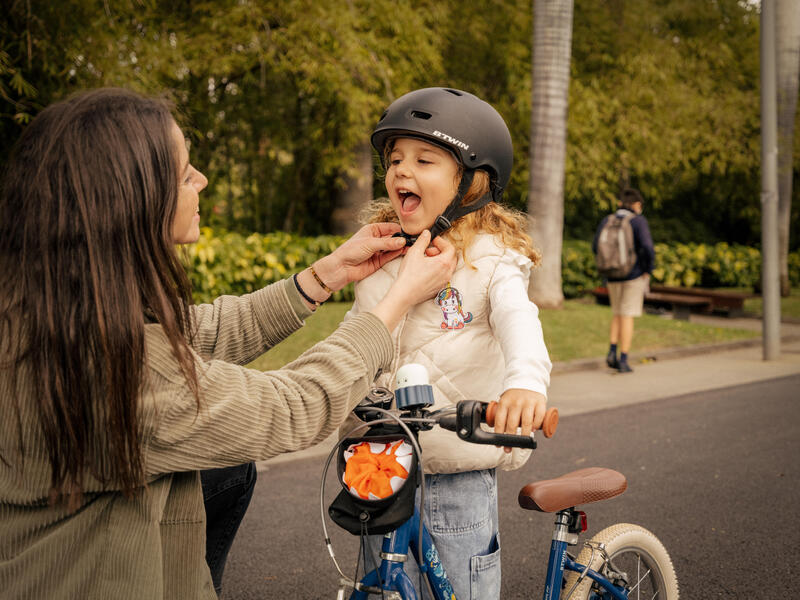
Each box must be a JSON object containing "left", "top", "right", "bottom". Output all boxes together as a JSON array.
[
  {"left": 484, "top": 402, "right": 558, "bottom": 438},
  {"left": 541, "top": 407, "right": 558, "bottom": 438}
]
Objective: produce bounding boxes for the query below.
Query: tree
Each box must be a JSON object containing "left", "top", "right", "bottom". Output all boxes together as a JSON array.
[
  {"left": 775, "top": 0, "right": 800, "bottom": 295},
  {"left": 434, "top": 0, "right": 532, "bottom": 214},
  {"left": 143, "top": 0, "right": 445, "bottom": 234},
  {"left": 331, "top": 140, "right": 373, "bottom": 234},
  {"left": 565, "top": 0, "right": 763, "bottom": 243},
  {"left": 2, "top": 0, "right": 793, "bottom": 250},
  {"left": 527, "top": 0, "right": 574, "bottom": 308},
  {"left": 0, "top": 0, "right": 445, "bottom": 235},
  {"left": 0, "top": 0, "right": 108, "bottom": 162}
]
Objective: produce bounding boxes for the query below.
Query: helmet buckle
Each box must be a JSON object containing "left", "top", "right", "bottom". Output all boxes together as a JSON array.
[{"left": 434, "top": 215, "right": 451, "bottom": 230}]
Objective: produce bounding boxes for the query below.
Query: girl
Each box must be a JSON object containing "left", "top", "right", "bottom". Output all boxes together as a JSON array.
[
  {"left": 0, "top": 87, "right": 456, "bottom": 600},
  {"left": 347, "top": 87, "right": 552, "bottom": 599}
]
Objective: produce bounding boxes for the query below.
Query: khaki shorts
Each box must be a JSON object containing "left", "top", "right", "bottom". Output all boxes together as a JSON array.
[{"left": 607, "top": 275, "right": 649, "bottom": 317}]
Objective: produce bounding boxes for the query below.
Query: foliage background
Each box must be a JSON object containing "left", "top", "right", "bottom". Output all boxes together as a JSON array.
[
  {"left": 183, "top": 228, "right": 800, "bottom": 304},
  {"left": 2, "top": 0, "right": 799, "bottom": 251}
]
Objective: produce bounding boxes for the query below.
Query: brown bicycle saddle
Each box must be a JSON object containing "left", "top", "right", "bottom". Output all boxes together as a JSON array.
[{"left": 518, "top": 467, "right": 627, "bottom": 513}]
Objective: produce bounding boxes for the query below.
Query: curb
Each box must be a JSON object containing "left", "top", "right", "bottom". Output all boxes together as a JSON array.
[{"left": 551, "top": 333, "right": 800, "bottom": 375}]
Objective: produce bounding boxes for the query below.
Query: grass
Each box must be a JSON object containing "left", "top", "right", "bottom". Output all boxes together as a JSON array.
[
  {"left": 540, "top": 298, "right": 757, "bottom": 362},
  {"left": 247, "top": 298, "right": 760, "bottom": 371},
  {"left": 742, "top": 289, "right": 800, "bottom": 320}
]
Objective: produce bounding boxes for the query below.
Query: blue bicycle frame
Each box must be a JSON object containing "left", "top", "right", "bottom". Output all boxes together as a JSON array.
[
  {"left": 351, "top": 506, "right": 455, "bottom": 600},
  {"left": 351, "top": 506, "right": 629, "bottom": 600},
  {"left": 334, "top": 396, "right": 633, "bottom": 599},
  {"left": 546, "top": 544, "right": 628, "bottom": 600},
  {"left": 538, "top": 510, "right": 628, "bottom": 600}
]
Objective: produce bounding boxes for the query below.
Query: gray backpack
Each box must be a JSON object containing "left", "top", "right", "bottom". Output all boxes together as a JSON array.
[{"left": 595, "top": 212, "right": 637, "bottom": 279}]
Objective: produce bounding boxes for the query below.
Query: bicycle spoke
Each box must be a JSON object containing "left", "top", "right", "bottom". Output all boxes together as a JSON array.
[{"left": 624, "top": 552, "right": 654, "bottom": 600}]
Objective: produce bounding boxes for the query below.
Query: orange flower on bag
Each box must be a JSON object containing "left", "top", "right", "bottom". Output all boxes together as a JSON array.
[{"left": 343, "top": 440, "right": 413, "bottom": 500}]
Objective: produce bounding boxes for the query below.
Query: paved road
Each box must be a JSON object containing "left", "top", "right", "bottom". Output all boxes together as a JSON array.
[{"left": 220, "top": 374, "right": 800, "bottom": 599}]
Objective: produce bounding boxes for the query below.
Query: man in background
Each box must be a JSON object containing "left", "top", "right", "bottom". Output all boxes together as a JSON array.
[{"left": 593, "top": 188, "right": 655, "bottom": 373}]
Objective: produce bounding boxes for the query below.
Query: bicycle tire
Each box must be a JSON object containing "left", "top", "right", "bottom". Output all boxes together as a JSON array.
[{"left": 562, "top": 523, "right": 678, "bottom": 600}]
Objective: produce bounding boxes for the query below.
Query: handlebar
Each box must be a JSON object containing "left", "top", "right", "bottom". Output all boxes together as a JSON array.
[
  {"left": 353, "top": 388, "right": 558, "bottom": 451},
  {"left": 436, "top": 400, "right": 558, "bottom": 450}
]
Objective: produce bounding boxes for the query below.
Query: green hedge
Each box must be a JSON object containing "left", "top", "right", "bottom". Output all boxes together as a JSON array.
[
  {"left": 183, "top": 228, "right": 800, "bottom": 303},
  {"left": 184, "top": 228, "right": 353, "bottom": 304},
  {"left": 561, "top": 240, "right": 598, "bottom": 298},
  {"left": 563, "top": 240, "right": 800, "bottom": 297}
]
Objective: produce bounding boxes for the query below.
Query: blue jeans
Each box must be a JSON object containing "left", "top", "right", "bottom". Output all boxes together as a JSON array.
[
  {"left": 367, "top": 469, "right": 501, "bottom": 600},
  {"left": 201, "top": 462, "right": 257, "bottom": 595}
]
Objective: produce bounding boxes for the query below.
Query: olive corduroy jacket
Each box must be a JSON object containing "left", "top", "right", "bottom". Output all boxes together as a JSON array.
[{"left": 0, "top": 278, "right": 393, "bottom": 599}]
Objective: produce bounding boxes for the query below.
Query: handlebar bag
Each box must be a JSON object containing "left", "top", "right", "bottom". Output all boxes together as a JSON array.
[{"left": 329, "top": 430, "right": 419, "bottom": 535}]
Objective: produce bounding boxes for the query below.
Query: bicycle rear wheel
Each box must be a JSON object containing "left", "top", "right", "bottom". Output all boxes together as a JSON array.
[{"left": 563, "top": 523, "right": 678, "bottom": 600}]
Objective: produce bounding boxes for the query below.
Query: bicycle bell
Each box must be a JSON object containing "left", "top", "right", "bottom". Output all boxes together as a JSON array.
[{"left": 394, "top": 364, "right": 435, "bottom": 410}]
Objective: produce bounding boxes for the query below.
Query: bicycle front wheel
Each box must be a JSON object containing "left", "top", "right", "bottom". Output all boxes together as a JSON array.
[{"left": 562, "top": 523, "right": 678, "bottom": 600}]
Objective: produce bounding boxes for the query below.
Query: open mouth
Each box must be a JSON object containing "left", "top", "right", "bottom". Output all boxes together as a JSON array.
[{"left": 398, "top": 189, "right": 421, "bottom": 215}]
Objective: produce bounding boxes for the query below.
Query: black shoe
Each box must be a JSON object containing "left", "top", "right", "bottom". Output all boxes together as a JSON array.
[
  {"left": 617, "top": 361, "right": 633, "bottom": 373},
  {"left": 606, "top": 350, "right": 619, "bottom": 369}
]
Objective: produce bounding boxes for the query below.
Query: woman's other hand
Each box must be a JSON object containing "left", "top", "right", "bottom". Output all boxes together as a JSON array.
[
  {"left": 312, "top": 223, "right": 407, "bottom": 291},
  {"left": 371, "top": 230, "right": 457, "bottom": 331}
]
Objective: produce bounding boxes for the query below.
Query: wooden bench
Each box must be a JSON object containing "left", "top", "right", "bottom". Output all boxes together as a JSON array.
[
  {"left": 591, "top": 287, "right": 712, "bottom": 321},
  {"left": 648, "top": 285, "right": 755, "bottom": 317},
  {"left": 642, "top": 291, "right": 712, "bottom": 320}
]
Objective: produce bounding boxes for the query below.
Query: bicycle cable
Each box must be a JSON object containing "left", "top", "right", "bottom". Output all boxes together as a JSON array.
[
  {"left": 319, "top": 407, "right": 433, "bottom": 594},
  {"left": 362, "top": 533, "right": 386, "bottom": 599}
]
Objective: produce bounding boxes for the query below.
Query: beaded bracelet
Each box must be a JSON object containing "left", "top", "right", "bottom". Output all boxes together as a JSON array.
[
  {"left": 293, "top": 273, "right": 323, "bottom": 308},
  {"left": 310, "top": 264, "right": 333, "bottom": 295}
]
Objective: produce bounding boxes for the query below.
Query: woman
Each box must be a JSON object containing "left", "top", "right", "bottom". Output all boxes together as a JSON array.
[{"left": 0, "top": 88, "right": 455, "bottom": 600}]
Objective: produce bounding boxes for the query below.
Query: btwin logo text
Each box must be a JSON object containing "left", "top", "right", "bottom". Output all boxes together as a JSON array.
[{"left": 432, "top": 130, "right": 469, "bottom": 150}]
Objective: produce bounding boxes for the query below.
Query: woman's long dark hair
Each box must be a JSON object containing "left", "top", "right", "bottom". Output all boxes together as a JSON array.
[{"left": 0, "top": 88, "right": 198, "bottom": 506}]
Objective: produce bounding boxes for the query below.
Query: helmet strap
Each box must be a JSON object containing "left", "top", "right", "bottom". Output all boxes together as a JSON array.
[
  {"left": 392, "top": 169, "right": 493, "bottom": 246},
  {"left": 430, "top": 169, "right": 494, "bottom": 240}
]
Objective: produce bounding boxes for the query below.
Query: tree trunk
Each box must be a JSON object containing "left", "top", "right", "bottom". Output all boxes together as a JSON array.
[
  {"left": 776, "top": 0, "right": 800, "bottom": 296},
  {"left": 527, "top": 0, "right": 574, "bottom": 308},
  {"left": 330, "top": 140, "right": 374, "bottom": 235}
]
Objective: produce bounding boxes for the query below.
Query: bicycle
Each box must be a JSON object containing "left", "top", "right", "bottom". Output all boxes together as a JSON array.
[{"left": 320, "top": 364, "right": 679, "bottom": 599}]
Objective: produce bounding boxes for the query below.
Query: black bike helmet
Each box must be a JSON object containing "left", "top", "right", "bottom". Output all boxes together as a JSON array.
[{"left": 371, "top": 87, "right": 514, "bottom": 242}]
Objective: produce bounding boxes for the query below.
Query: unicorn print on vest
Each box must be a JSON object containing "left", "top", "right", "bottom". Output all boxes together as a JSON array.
[{"left": 436, "top": 284, "right": 473, "bottom": 330}]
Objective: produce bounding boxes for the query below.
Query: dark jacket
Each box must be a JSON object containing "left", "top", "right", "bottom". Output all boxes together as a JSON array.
[{"left": 592, "top": 209, "right": 655, "bottom": 282}]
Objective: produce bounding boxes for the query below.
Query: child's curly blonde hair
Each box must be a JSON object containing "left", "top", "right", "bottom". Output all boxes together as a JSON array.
[{"left": 361, "top": 165, "right": 542, "bottom": 268}]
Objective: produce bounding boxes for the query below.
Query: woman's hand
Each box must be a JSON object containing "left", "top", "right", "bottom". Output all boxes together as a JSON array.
[
  {"left": 371, "top": 231, "right": 457, "bottom": 332},
  {"left": 312, "top": 223, "right": 407, "bottom": 292},
  {"left": 492, "top": 388, "right": 547, "bottom": 453}
]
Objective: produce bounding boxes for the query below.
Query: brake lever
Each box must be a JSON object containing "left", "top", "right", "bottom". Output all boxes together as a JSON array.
[{"left": 454, "top": 400, "right": 536, "bottom": 450}]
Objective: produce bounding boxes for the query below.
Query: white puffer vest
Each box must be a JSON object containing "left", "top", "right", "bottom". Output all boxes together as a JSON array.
[{"left": 345, "top": 234, "right": 532, "bottom": 474}]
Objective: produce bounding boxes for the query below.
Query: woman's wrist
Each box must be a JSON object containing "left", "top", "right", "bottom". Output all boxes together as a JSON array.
[
  {"left": 312, "top": 254, "right": 347, "bottom": 291},
  {"left": 295, "top": 268, "right": 331, "bottom": 310},
  {"left": 310, "top": 263, "right": 333, "bottom": 295},
  {"left": 370, "top": 295, "right": 407, "bottom": 333},
  {"left": 370, "top": 283, "right": 415, "bottom": 332}
]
